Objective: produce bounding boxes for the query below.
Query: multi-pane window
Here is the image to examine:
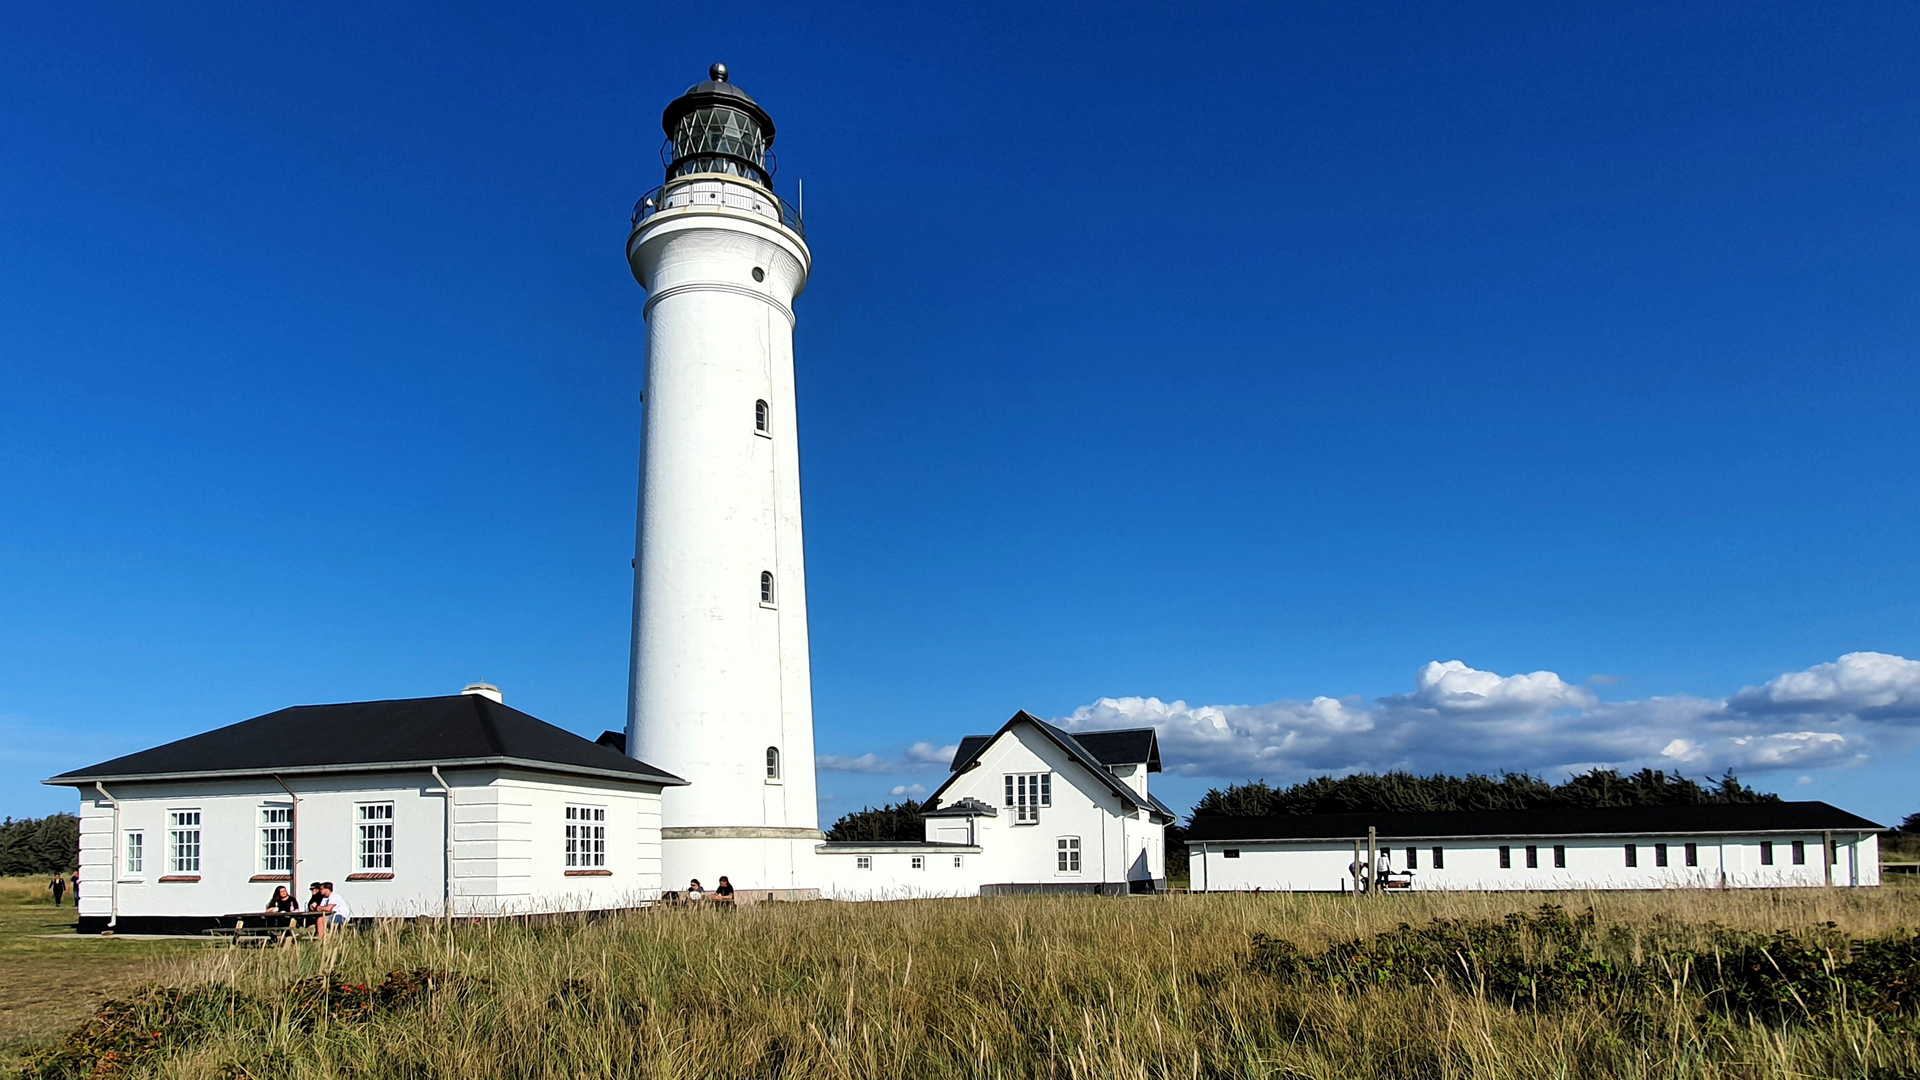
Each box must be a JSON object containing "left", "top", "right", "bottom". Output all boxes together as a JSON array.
[
  {"left": 259, "top": 807, "right": 292, "bottom": 873},
  {"left": 1792, "top": 840, "right": 1807, "bottom": 865},
  {"left": 1056, "top": 836, "right": 1081, "bottom": 873},
  {"left": 1405, "top": 847, "right": 1418, "bottom": 870},
  {"left": 565, "top": 805, "right": 607, "bottom": 869},
  {"left": 125, "top": 832, "right": 144, "bottom": 874},
  {"left": 1498, "top": 845, "right": 1511, "bottom": 869},
  {"left": 910, "top": 856, "right": 924, "bottom": 870},
  {"left": 1624, "top": 843, "right": 1638, "bottom": 867},
  {"left": 1004, "top": 773, "right": 1051, "bottom": 823},
  {"left": 760, "top": 571, "right": 776, "bottom": 605},
  {"left": 1655, "top": 843, "right": 1669, "bottom": 867},
  {"left": 766, "top": 746, "right": 781, "bottom": 780},
  {"left": 856, "top": 856, "right": 872, "bottom": 870},
  {"left": 1431, "top": 846, "right": 1444, "bottom": 870},
  {"left": 1525, "top": 845, "right": 1539, "bottom": 869},
  {"left": 953, "top": 856, "right": 963, "bottom": 868},
  {"left": 1553, "top": 844, "right": 1567, "bottom": 869},
  {"left": 357, "top": 803, "right": 395, "bottom": 871},
  {"left": 1760, "top": 841, "right": 1774, "bottom": 866},
  {"left": 754, "top": 399, "right": 771, "bottom": 434},
  {"left": 1684, "top": 842, "right": 1699, "bottom": 867},
  {"left": 168, "top": 811, "right": 201, "bottom": 873}
]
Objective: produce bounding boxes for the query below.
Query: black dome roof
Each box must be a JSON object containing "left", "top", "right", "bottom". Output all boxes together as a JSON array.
[{"left": 661, "top": 64, "right": 775, "bottom": 142}]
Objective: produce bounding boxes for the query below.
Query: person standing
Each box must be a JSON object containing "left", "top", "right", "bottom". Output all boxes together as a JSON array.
[{"left": 49, "top": 874, "right": 66, "bottom": 907}]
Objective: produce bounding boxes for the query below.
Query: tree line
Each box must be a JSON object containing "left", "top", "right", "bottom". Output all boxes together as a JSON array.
[
  {"left": 0, "top": 813, "right": 79, "bottom": 875},
  {"left": 1192, "top": 768, "right": 1780, "bottom": 818}
]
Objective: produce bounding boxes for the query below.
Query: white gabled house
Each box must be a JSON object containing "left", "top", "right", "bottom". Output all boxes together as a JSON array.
[
  {"left": 815, "top": 711, "right": 1175, "bottom": 899},
  {"left": 1187, "top": 803, "right": 1884, "bottom": 893},
  {"left": 45, "top": 685, "right": 685, "bottom": 932}
]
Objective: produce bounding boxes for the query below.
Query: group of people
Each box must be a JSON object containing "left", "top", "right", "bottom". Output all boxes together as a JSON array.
[
  {"left": 263, "top": 881, "right": 351, "bottom": 934},
  {"left": 682, "top": 876, "right": 735, "bottom": 904}
]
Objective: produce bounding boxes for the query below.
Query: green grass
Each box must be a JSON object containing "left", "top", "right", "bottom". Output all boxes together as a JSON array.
[
  {"left": 14, "top": 886, "right": 1920, "bottom": 1079},
  {"left": 0, "top": 878, "right": 202, "bottom": 1074}
]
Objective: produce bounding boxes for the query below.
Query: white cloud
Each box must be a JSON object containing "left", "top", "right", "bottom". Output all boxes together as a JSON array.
[
  {"left": 1055, "top": 652, "right": 1920, "bottom": 782},
  {"left": 817, "top": 742, "right": 957, "bottom": 775},
  {"left": 889, "top": 784, "right": 928, "bottom": 798},
  {"left": 815, "top": 752, "right": 897, "bottom": 774}
]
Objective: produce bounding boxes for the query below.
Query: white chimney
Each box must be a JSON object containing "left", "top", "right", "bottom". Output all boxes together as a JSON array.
[{"left": 461, "top": 682, "right": 503, "bottom": 703}]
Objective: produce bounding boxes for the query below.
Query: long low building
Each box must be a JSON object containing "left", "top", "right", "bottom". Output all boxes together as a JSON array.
[{"left": 1186, "top": 802, "right": 1883, "bottom": 892}]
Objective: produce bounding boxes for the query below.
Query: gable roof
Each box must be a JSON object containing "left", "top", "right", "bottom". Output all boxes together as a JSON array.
[
  {"left": 947, "top": 727, "right": 1160, "bottom": 773},
  {"left": 1184, "top": 802, "right": 1884, "bottom": 844},
  {"left": 45, "top": 695, "right": 686, "bottom": 788},
  {"left": 928, "top": 711, "right": 1171, "bottom": 822}
]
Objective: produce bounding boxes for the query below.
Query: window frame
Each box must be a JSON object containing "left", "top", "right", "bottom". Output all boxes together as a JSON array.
[
  {"left": 910, "top": 855, "right": 924, "bottom": 871},
  {"left": 760, "top": 571, "right": 777, "bottom": 607},
  {"left": 1624, "top": 842, "right": 1638, "bottom": 868},
  {"left": 259, "top": 805, "right": 293, "bottom": 875},
  {"left": 1553, "top": 844, "right": 1567, "bottom": 869},
  {"left": 754, "top": 398, "right": 772, "bottom": 437},
  {"left": 1525, "top": 844, "right": 1539, "bottom": 869},
  {"left": 167, "top": 809, "right": 202, "bottom": 874},
  {"left": 1760, "top": 840, "right": 1774, "bottom": 866},
  {"left": 565, "top": 804, "right": 608, "bottom": 870},
  {"left": 1003, "top": 772, "right": 1051, "bottom": 824},
  {"left": 1498, "top": 845, "right": 1511, "bottom": 869},
  {"left": 855, "top": 856, "right": 872, "bottom": 871},
  {"left": 1431, "top": 846, "right": 1444, "bottom": 870},
  {"left": 1405, "top": 846, "right": 1418, "bottom": 870},
  {"left": 765, "top": 746, "right": 781, "bottom": 782},
  {"left": 1684, "top": 842, "right": 1698, "bottom": 867},
  {"left": 124, "top": 831, "right": 145, "bottom": 875},
  {"left": 1056, "top": 836, "right": 1082, "bottom": 874},
  {"left": 354, "top": 802, "right": 395, "bottom": 873},
  {"left": 1792, "top": 839, "right": 1806, "bottom": 865}
]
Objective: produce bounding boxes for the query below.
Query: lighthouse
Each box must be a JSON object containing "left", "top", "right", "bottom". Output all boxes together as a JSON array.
[{"left": 624, "top": 65, "right": 820, "bottom": 893}]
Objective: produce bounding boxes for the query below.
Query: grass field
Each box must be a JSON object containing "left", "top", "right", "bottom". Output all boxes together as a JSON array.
[
  {"left": 0, "top": 878, "right": 204, "bottom": 1075},
  {"left": 11, "top": 880, "right": 1920, "bottom": 1079}
]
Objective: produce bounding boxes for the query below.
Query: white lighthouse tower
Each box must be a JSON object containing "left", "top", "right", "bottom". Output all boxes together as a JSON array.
[{"left": 624, "top": 65, "right": 821, "bottom": 894}]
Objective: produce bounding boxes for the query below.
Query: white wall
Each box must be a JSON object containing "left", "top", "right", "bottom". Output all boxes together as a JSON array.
[
  {"left": 74, "top": 767, "right": 667, "bottom": 922},
  {"left": 1192, "top": 832, "right": 1881, "bottom": 892},
  {"left": 815, "top": 845, "right": 982, "bottom": 900}
]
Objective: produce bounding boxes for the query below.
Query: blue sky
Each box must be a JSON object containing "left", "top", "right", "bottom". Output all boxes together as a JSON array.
[{"left": 4, "top": 3, "right": 1917, "bottom": 824}]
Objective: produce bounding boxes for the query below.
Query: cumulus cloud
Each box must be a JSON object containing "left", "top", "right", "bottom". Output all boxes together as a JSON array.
[
  {"left": 817, "top": 742, "right": 959, "bottom": 775},
  {"left": 890, "top": 784, "right": 928, "bottom": 798},
  {"left": 1057, "top": 652, "right": 1920, "bottom": 782}
]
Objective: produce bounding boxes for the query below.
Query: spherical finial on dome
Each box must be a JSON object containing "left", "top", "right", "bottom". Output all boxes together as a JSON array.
[{"left": 709, "top": 62, "right": 728, "bottom": 83}]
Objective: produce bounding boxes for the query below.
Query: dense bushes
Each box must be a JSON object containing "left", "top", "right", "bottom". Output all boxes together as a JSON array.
[
  {"left": 825, "top": 798, "right": 926, "bottom": 841},
  {"left": 1197, "top": 767, "right": 1779, "bottom": 817},
  {"left": 0, "top": 814, "right": 79, "bottom": 875},
  {"left": 1250, "top": 903, "right": 1920, "bottom": 1025}
]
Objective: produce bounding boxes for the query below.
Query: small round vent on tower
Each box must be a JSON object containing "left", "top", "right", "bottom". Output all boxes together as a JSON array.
[{"left": 462, "top": 682, "right": 503, "bottom": 703}]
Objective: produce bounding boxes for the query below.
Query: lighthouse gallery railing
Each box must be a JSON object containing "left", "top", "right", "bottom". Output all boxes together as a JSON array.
[{"left": 631, "top": 175, "right": 805, "bottom": 239}]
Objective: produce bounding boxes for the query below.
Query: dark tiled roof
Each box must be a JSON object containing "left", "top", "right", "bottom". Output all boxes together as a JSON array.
[
  {"left": 596, "top": 730, "right": 627, "bottom": 753},
  {"left": 1067, "top": 728, "right": 1161, "bottom": 772},
  {"left": 46, "top": 695, "right": 685, "bottom": 787},
  {"left": 1185, "top": 802, "right": 1884, "bottom": 843},
  {"left": 923, "top": 796, "right": 997, "bottom": 817},
  {"left": 949, "top": 736, "right": 990, "bottom": 772}
]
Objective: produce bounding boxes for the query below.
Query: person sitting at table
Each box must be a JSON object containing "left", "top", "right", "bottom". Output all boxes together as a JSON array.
[
  {"left": 685, "top": 878, "right": 704, "bottom": 901},
  {"left": 265, "top": 885, "right": 297, "bottom": 914},
  {"left": 316, "top": 881, "right": 351, "bottom": 935},
  {"left": 713, "top": 876, "right": 735, "bottom": 904},
  {"left": 306, "top": 882, "right": 325, "bottom": 910}
]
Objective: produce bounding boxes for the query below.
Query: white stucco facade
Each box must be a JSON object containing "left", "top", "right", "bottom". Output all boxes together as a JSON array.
[
  {"left": 624, "top": 170, "right": 822, "bottom": 889},
  {"left": 817, "top": 717, "right": 1170, "bottom": 900},
  {"left": 1191, "top": 831, "right": 1880, "bottom": 893},
  {"left": 75, "top": 767, "right": 668, "bottom": 927}
]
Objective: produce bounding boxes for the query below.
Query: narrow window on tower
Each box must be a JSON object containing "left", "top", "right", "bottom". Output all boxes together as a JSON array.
[
  {"left": 754, "top": 399, "right": 771, "bottom": 436},
  {"left": 766, "top": 746, "right": 780, "bottom": 780},
  {"left": 760, "top": 571, "right": 776, "bottom": 607}
]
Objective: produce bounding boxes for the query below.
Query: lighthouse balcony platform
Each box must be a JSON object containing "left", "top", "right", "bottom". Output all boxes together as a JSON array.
[{"left": 632, "top": 174, "right": 804, "bottom": 238}]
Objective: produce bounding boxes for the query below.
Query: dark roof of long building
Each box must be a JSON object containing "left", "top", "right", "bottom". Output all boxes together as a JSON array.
[
  {"left": 1185, "top": 802, "right": 1884, "bottom": 843},
  {"left": 45, "top": 695, "right": 686, "bottom": 788}
]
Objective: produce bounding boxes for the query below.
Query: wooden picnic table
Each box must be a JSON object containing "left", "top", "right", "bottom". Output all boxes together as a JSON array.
[{"left": 204, "top": 909, "right": 324, "bottom": 945}]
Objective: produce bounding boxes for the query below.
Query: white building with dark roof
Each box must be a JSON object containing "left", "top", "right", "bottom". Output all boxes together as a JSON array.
[
  {"left": 45, "top": 685, "right": 685, "bottom": 932},
  {"left": 814, "top": 711, "right": 1174, "bottom": 899},
  {"left": 1187, "top": 803, "right": 1884, "bottom": 893}
]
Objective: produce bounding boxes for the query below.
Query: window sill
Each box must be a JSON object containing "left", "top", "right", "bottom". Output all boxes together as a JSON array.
[
  {"left": 249, "top": 874, "right": 292, "bottom": 883},
  {"left": 345, "top": 872, "right": 394, "bottom": 881},
  {"left": 159, "top": 875, "right": 201, "bottom": 883},
  {"left": 765, "top": 778, "right": 783, "bottom": 785},
  {"left": 754, "top": 430, "right": 773, "bottom": 440},
  {"left": 564, "top": 870, "right": 612, "bottom": 877},
  {"left": 758, "top": 602, "right": 778, "bottom": 611}
]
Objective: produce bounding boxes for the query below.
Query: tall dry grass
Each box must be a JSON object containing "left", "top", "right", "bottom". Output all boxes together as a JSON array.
[{"left": 57, "top": 889, "right": 1920, "bottom": 1079}]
